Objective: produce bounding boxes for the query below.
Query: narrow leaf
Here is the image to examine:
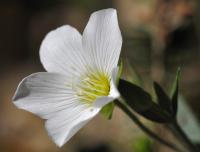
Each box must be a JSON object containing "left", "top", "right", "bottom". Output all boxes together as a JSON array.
[
  {"left": 118, "top": 79, "right": 152, "bottom": 111},
  {"left": 171, "top": 68, "right": 180, "bottom": 116},
  {"left": 118, "top": 79, "right": 169, "bottom": 123},
  {"left": 153, "top": 82, "right": 172, "bottom": 113},
  {"left": 140, "top": 103, "right": 171, "bottom": 123}
]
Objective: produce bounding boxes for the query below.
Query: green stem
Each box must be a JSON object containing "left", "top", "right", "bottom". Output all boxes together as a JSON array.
[
  {"left": 115, "top": 100, "right": 185, "bottom": 152},
  {"left": 168, "top": 120, "right": 199, "bottom": 152}
]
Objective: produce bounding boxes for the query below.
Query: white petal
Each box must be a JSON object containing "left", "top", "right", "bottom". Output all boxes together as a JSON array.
[
  {"left": 82, "top": 8, "right": 122, "bottom": 75},
  {"left": 111, "top": 66, "right": 119, "bottom": 83},
  {"left": 109, "top": 78, "right": 120, "bottom": 99},
  {"left": 40, "top": 25, "right": 86, "bottom": 76},
  {"left": 13, "top": 72, "right": 79, "bottom": 119},
  {"left": 109, "top": 66, "right": 120, "bottom": 99},
  {"left": 45, "top": 105, "right": 100, "bottom": 147},
  {"left": 93, "top": 67, "right": 120, "bottom": 108},
  {"left": 13, "top": 72, "right": 100, "bottom": 147}
]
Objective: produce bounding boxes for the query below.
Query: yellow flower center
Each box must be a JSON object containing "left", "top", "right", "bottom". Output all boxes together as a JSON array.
[{"left": 77, "top": 71, "right": 110, "bottom": 105}]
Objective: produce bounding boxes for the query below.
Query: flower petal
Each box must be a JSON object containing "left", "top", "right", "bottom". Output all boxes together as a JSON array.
[
  {"left": 13, "top": 72, "right": 100, "bottom": 147},
  {"left": 82, "top": 8, "right": 122, "bottom": 75},
  {"left": 40, "top": 25, "right": 86, "bottom": 76},
  {"left": 45, "top": 105, "right": 100, "bottom": 147},
  {"left": 13, "top": 72, "right": 79, "bottom": 119}
]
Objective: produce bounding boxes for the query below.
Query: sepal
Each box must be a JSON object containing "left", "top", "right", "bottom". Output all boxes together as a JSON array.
[{"left": 100, "top": 102, "right": 115, "bottom": 119}]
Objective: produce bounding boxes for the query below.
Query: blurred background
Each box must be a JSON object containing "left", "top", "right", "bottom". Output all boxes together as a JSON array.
[{"left": 0, "top": 0, "right": 200, "bottom": 152}]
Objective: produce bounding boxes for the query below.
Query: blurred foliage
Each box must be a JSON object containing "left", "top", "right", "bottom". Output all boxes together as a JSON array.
[
  {"left": 131, "top": 137, "right": 153, "bottom": 152},
  {"left": 123, "top": 28, "right": 152, "bottom": 70},
  {"left": 177, "top": 96, "right": 200, "bottom": 142},
  {"left": 122, "top": 60, "right": 143, "bottom": 87},
  {"left": 22, "top": 0, "right": 113, "bottom": 11}
]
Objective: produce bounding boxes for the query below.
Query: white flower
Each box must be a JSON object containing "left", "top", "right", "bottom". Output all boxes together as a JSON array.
[{"left": 12, "top": 8, "right": 122, "bottom": 147}]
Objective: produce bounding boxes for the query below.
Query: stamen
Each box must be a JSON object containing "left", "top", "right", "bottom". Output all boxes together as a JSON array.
[{"left": 75, "top": 70, "right": 110, "bottom": 105}]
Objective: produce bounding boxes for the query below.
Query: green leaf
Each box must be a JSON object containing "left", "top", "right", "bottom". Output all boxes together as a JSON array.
[
  {"left": 100, "top": 102, "right": 115, "bottom": 120},
  {"left": 118, "top": 79, "right": 169, "bottom": 123},
  {"left": 153, "top": 82, "right": 172, "bottom": 114},
  {"left": 119, "top": 79, "right": 152, "bottom": 111},
  {"left": 170, "top": 68, "right": 180, "bottom": 116},
  {"left": 139, "top": 104, "right": 170, "bottom": 123}
]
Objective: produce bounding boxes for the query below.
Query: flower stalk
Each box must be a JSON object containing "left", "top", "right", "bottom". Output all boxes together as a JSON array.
[{"left": 115, "top": 100, "right": 185, "bottom": 152}]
